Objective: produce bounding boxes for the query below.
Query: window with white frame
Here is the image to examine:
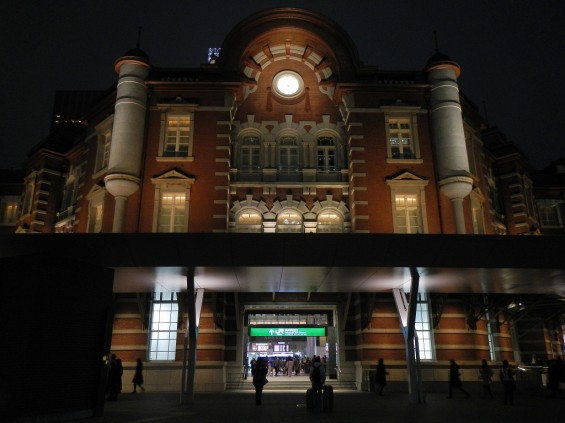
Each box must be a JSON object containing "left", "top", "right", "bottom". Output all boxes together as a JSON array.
[
  {"left": 317, "top": 136, "right": 336, "bottom": 172},
  {"left": 537, "top": 199, "right": 562, "bottom": 227},
  {"left": 278, "top": 136, "right": 299, "bottom": 172},
  {"left": 96, "top": 130, "right": 111, "bottom": 172},
  {"left": 236, "top": 208, "right": 263, "bottom": 232},
  {"left": 388, "top": 119, "right": 414, "bottom": 159},
  {"left": 151, "top": 170, "right": 194, "bottom": 232},
  {"left": 524, "top": 179, "right": 536, "bottom": 217},
  {"left": 471, "top": 193, "right": 486, "bottom": 234},
  {"left": 157, "top": 192, "right": 186, "bottom": 233},
  {"left": 94, "top": 116, "right": 113, "bottom": 173},
  {"left": 486, "top": 310, "right": 497, "bottom": 361},
  {"left": 0, "top": 197, "right": 19, "bottom": 225},
  {"left": 22, "top": 174, "right": 36, "bottom": 216},
  {"left": 387, "top": 175, "right": 429, "bottom": 234},
  {"left": 276, "top": 209, "right": 303, "bottom": 232},
  {"left": 165, "top": 116, "right": 191, "bottom": 157},
  {"left": 316, "top": 209, "right": 344, "bottom": 233},
  {"left": 157, "top": 107, "right": 195, "bottom": 160},
  {"left": 413, "top": 292, "right": 434, "bottom": 360},
  {"left": 240, "top": 135, "right": 261, "bottom": 171},
  {"left": 382, "top": 107, "right": 421, "bottom": 162},
  {"left": 394, "top": 194, "right": 422, "bottom": 234},
  {"left": 149, "top": 292, "right": 179, "bottom": 361},
  {"left": 86, "top": 189, "right": 105, "bottom": 233},
  {"left": 60, "top": 170, "right": 80, "bottom": 213}
]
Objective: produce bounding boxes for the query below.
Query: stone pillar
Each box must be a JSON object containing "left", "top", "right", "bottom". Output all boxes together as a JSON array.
[
  {"left": 104, "top": 49, "right": 151, "bottom": 232},
  {"left": 426, "top": 53, "right": 473, "bottom": 234}
]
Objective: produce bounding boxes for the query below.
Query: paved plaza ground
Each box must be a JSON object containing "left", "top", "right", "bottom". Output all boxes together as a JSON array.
[{"left": 92, "top": 386, "right": 565, "bottom": 423}]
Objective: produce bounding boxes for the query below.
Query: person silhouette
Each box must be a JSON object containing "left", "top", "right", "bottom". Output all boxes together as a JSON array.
[
  {"left": 132, "top": 358, "right": 145, "bottom": 393},
  {"left": 252, "top": 357, "right": 268, "bottom": 405},
  {"left": 447, "top": 359, "right": 470, "bottom": 399},
  {"left": 479, "top": 359, "right": 494, "bottom": 398}
]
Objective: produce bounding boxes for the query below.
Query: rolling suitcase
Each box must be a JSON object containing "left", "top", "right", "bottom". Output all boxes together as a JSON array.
[
  {"left": 306, "top": 388, "right": 315, "bottom": 410},
  {"left": 322, "top": 385, "right": 334, "bottom": 411}
]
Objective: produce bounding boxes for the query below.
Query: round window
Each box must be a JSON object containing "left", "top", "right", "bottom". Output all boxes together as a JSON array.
[{"left": 273, "top": 71, "right": 304, "bottom": 99}]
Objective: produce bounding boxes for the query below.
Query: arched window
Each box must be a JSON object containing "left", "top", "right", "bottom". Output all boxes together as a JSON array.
[
  {"left": 317, "top": 136, "right": 336, "bottom": 172},
  {"left": 276, "top": 209, "right": 303, "bottom": 233},
  {"left": 278, "top": 136, "right": 299, "bottom": 172},
  {"left": 317, "top": 209, "right": 344, "bottom": 233},
  {"left": 240, "top": 135, "right": 261, "bottom": 171},
  {"left": 235, "top": 208, "right": 263, "bottom": 233}
]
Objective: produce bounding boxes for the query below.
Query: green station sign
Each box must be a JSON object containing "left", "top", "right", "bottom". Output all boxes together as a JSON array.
[{"left": 249, "top": 327, "right": 326, "bottom": 337}]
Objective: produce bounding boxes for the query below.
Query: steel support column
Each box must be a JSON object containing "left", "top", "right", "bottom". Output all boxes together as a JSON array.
[
  {"left": 393, "top": 267, "right": 422, "bottom": 403},
  {"left": 181, "top": 268, "right": 204, "bottom": 404}
]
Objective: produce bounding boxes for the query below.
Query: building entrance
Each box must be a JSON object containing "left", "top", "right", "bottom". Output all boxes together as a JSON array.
[{"left": 243, "top": 307, "right": 339, "bottom": 379}]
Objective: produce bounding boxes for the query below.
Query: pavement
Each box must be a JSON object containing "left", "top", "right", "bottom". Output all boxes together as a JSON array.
[{"left": 88, "top": 386, "right": 565, "bottom": 423}]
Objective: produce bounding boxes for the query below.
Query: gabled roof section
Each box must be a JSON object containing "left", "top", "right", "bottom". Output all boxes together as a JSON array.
[
  {"left": 387, "top": 170, "right": 427, "bottom": 181},
  {"left": 150, "top": 168, "right": 195, "bottom": 183}
]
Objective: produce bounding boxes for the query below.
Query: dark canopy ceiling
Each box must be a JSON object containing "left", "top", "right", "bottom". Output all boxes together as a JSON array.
[{"left": 1, "top": 233, "right": 564, "bottom": 296}]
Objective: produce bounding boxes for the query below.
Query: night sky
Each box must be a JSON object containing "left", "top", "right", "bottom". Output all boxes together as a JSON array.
[{"left": 1, "top": 1, "right": 564, "bottom": 170}]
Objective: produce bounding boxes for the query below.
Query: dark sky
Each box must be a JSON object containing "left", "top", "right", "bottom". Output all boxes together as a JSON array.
[{"left": 1, "top": 1, "right": 564, "bottom": 170}]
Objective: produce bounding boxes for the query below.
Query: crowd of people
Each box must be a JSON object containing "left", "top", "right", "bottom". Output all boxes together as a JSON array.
[
  {"left": 247, "top": 355, "right": 327, "bottom": 378},
  {"left": 249, "top": 354, "right": 328, "bottom": 405},
  {"left": 105, "top": 354, "right": 145, "bottom": 401}
]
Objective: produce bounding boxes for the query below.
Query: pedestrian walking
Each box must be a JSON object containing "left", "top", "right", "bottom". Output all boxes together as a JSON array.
[
  {"left": 375, "top": 358, "right": 388, "bottom": 396},
  {"left": 252, "top": 357, "right": 268, "bottom": 405},
  {"left": 132, "top": 358, "right": 145, "bottom": 393},
  {"left": 286, "top": 355, "right": 294, "bottom": 377},
  {"left": 447, "top": 359, "right": 470, "bottom": 398},
  {"left": 309, "top": 355, "right": 326, "bottom": 410},
  {"left": 479, "top": 359, "right": 494, "bottom": 398},
  {"left": 499, "top": 360, "right": 516, "bottom": 405},
  {"left": 107, "top": 356, "right": 123, "bottom": 401}
]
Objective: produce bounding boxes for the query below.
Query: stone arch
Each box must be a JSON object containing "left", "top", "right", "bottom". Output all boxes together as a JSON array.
[{"left": 217, "top": 8, "right": 363, "bottom": 99}]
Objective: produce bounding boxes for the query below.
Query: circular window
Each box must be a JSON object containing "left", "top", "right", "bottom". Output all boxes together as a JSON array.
[{"left": 273, "top": 71, "right": 304, "bottom": 99}]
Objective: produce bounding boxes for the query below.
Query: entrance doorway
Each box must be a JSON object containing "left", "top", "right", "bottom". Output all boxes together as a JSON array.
[{"left": 242, "top": 306, "right": 339, "bottom": 380}]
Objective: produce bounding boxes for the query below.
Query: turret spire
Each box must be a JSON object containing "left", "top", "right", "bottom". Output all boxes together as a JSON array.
[{"left": 136, "top": 26, "right": 142, "bottom": 49}]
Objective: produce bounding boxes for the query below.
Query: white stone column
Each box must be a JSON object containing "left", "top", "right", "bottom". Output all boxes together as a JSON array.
[
  {"left": 427, "top": 56, "right": 473, "bottom": 234},
  {"left": 104, "top": 51, "right": 151, "bottom": 232}
]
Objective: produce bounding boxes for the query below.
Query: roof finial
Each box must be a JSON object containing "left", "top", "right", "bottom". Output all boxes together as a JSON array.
[
  {"left": 433, "top": 30, "right": 439, "bottom": 53},
  {"left": 136, "top": 26, "right": 143, "bottom": 49},
  {"left": 482, "top": 100, "right": 490, "bottom": 126}
]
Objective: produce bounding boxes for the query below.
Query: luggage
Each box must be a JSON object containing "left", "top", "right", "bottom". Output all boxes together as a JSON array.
[
  {"left": 322, "top": 385, "right": 334, "bottom": 411},
  {"left": 306, "top": 388, "right": 315, "bottom": 410}
]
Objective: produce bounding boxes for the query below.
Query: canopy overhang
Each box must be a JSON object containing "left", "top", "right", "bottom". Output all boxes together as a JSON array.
[{"left": 1, "top": 233, "right": 564, "bottom": 296}]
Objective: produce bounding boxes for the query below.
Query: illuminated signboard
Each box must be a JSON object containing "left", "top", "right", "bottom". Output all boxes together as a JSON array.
[{"left": 249, "top": 327, "right": 326, "bottom": 337}]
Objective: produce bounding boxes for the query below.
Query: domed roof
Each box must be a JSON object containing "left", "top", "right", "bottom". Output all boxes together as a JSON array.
[
  {"left": 114, "top": 46, "right": 152, "bottom": 73},
  {"left": 120, "top": 47, "right": 150, "bottom": 62},
  {"left": 425, "top": 50, "right": 461, "bottom": 76}
]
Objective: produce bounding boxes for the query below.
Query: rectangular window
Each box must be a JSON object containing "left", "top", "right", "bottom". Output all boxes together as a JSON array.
[
  {"left": 165, "top": 116, "right": 191, "bottom": 157},
  {"left": 395, "top": 194, "right": 421, "bottom": 233},
  {"left": 278, "top": 137, "right": 299, "bottom": 172},
  {"left": 158, "top": 193, "right": 186, "bottom": 232},
  {"left": 22, "top": 181, "right": 35, "bottom": 215},
  {"left": 241, "top": 136, "right": 261, "bottom": 170},
  {"left": 317, "top": 136, "right": 336, "bottom": 172},
  {"left": 486, "top": 311, "right": 496, "bottom": 361},
  {"left": 471, "top": 195, "right": 486, "bottom": 234},
  {"left": 88, "top": 203, "right": 104, "bottom": 233},
  {"left": 0, "top": 200, "right": 19, "bottom": 224},
  {"left": 149, "top": 292, "right": 179, "bottom": 361},
  {"left": 538, "top": 199, "right": 562, "bottom": 227},
  {"left": 96, "top": 130, "right": 111, "bottom": 171},
  {"left": 414, "top": 292, "right": 434, "bottom": 360},
  {"left": 389, "top": 120, "right": 414, "bottom": 159}
]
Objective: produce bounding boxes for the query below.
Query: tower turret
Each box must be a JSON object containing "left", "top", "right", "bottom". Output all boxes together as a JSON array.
[
  {"left": 104, "top": 47, "right": 151, "bottom": 232},
  {"left": 426, "top": 52, "right": 473, "bottom": 234}
]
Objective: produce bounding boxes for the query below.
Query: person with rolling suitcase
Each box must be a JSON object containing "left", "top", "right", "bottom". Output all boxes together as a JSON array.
[{"left": 308, "top": 355, "right": 326, "bottom": 411}]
